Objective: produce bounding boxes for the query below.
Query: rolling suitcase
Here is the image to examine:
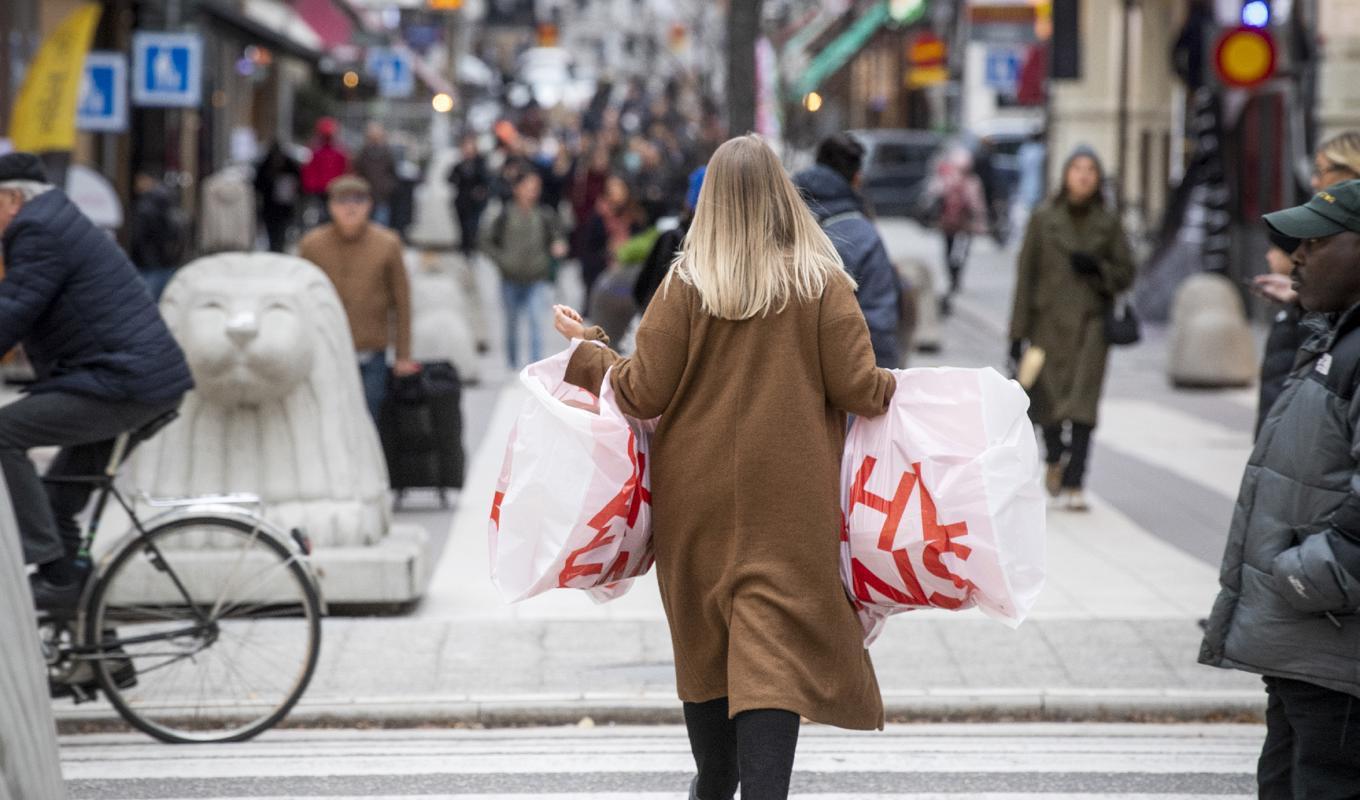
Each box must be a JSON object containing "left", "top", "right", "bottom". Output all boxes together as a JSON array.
[{"left": 379, "top": 360, "right": 465, "bottom": 508}]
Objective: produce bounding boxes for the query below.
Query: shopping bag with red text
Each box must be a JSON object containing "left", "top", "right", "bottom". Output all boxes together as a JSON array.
[
  {"left": 489, "top": 340, "right": 656, "bottom": 604},
  {"left": 840, "top": 367, "right": 1045, "bottom": 644}
]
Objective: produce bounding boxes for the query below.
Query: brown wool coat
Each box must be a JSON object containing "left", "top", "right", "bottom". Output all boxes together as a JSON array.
[
  {"left": 564, "top": 273, "right": 896, "bottom": 730},
  {"left": 1008, "top": 200, "right": 1135, "bottom": 427},
  {"left": 299, "top": 222, "right": 412, "bottom": 360}
]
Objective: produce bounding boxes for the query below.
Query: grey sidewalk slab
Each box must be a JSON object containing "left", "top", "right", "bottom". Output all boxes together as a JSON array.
[{"left": 52, "top": 616, "right": 1265, "bottom": 731}]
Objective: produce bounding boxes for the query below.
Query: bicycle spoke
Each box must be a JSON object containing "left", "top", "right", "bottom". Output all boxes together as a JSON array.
[{"left": 89, "top": 516, "right": 319, "bottom": 743}]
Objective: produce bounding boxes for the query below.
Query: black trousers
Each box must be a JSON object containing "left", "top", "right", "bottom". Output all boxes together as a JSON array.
[
  {"left": 942, "top": 232, "right": 971, "bottom": 294},
  {"left": 683, "top": 698, "right": 800, "bottom": 800},
  {"left": 0, "top": 392, "right": 178, "bottom": 565},
  {"left": 1042, "top": 422, "right": 1094, "bottom": 489},
  {"left": 1259, "top": 676, "right": 1360, "bottom": 799}
]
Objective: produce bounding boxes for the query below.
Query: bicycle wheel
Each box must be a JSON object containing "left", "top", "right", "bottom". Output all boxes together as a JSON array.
[{"left": 86, "top": 515, "right": 322, "bottom": 743}]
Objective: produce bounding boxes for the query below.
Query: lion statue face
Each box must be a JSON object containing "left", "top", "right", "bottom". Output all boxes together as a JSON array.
[
  {"left": 172, "top": 273, "right": 316, "bottom": 405},
  {"left": 132, "top": 254, "right": 391, "bottom": 549}
]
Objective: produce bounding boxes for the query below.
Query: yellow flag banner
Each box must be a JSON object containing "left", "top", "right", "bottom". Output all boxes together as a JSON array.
[{"left": 8, "top": 3, "right": 102, "bottom": 153}]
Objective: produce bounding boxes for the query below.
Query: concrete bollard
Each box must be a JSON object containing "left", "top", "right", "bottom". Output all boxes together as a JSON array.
[
  {"left": 896, "top": 259, "right": 940, "bottom": 354},
  {"left": 1167, "top": 272, "right": 1258, "bottom": 388},
  {"left": 0, "top": 475, "right": 67, "bottom": 800}
]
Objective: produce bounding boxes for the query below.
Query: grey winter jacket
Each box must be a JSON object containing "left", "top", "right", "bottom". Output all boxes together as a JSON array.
[{"left": 1200, "top": 305, "right": 1360, "bottom": 698}]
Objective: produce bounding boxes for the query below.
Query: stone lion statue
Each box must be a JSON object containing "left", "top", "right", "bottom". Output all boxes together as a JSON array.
[{"left": 129, "top": 253, "right": 390, "bottom": 548}]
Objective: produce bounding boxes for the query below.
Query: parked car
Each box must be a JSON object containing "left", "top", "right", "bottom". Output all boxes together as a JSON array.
[{"left": 848, "top": 129, "right": 946, "bottom": 219}]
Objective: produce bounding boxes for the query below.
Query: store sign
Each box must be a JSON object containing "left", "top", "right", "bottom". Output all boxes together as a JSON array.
[
  {"left": 131, "top": 32, "right": 202, "bottom": 108},
  {"left": 984, "top": 46, "right": 1023, "bottom": 93},
  {"left": 968, "top": 3, "right": 1038, "bottom": 44},
  {"left": 367, "top": 47, "right": 414, "bottom": 98},
  {"left": 77, "top": 52, "right": 127, "bottom": 133}
]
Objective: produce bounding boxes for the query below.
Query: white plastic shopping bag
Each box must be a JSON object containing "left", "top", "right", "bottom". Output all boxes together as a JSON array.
[
  {"left": 840, "top": 367, "right": 1046, "bottom": 644},
  {"left": 489, "top": 340, "right": 656, "bottom": 604}
]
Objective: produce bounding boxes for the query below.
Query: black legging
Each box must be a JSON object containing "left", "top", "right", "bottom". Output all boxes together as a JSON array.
[
  {"left": 684, "top": 698, "right": 800, "bottom": 800},
  {"left": 1043, "top": 421, "right": 1094, "bottom": 489}
]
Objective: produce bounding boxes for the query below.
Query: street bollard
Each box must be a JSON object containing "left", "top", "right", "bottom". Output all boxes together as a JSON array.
[
  {"left": 896, "top": 259, "right": 940, "bottom": 355},
  {"left": 0, "top": 473, "right": 67, "bottom": 800},
  {"left": 1167, "top": 272, "right": 1258, "bottom": 388}
]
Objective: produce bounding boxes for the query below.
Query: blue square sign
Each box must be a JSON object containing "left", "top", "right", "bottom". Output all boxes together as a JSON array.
[
  {"left": 78, "top": 52, "right": 128, "bottom": 133},
  {"left": 367, "top": 48, "right": 415, "bottom": 99},
  {"left": 132, "top": 32, "right": 202, "bottom": 108},
  {"left": 985, "top": 47, "right": 1022, "bottom": 94}
]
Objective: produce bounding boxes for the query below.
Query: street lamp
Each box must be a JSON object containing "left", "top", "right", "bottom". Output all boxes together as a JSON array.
[
  {"left": 803, "top": 91, "right": 823, "bottom": 112},
  {"left": 342, "top": 71, "right": 359, "bottom": 89},
  {"left": 432, "top": 92, "right": 455, "bottom": 113}
]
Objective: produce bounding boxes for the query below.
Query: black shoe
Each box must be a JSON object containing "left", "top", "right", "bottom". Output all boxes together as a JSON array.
[
  {"left": 30, "top": 573, "right": 84, "bottom": 614},
  {"left": 939, "top": 294, "right": 953, "bottom": 317}
]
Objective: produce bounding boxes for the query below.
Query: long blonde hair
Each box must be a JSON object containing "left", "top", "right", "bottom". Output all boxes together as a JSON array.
[{"left": 668, "top": 134, "right": 851, "bottom": 320}]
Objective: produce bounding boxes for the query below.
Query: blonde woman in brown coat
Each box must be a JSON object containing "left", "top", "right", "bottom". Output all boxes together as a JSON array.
[{"left": 551, "top": 135, "right": 895, "bottom": 800}]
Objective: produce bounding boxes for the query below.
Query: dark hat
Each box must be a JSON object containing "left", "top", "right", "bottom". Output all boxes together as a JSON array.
[
  {"left": 326, "top": 174, "right": 371, "bottom": 198},
  {"left": 1263, "top": 179, "right": 1360, "bottom": 252},
  {"left": 0, "top": 152, "right": 49, "bottom": 183}
]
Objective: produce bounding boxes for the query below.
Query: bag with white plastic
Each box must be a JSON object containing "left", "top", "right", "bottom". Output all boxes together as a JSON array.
[
  {"left": 840, "top": 367, "right": 1046, "bottom": 644},
  {"left": 489, "top": 340, "right": 656, "bottom": 604}
]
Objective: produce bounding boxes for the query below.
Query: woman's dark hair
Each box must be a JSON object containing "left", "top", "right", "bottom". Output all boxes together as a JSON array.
[{"left": 815, "top": 133, "right": 866, "bottom": 185}]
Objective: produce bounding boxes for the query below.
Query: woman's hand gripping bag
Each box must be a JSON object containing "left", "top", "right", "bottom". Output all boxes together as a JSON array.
[
  {"left": 489, "top": 340, "right": 657, "bottom": 604},
  {"left": 840, "top": 367, "right": 1046, "bottom": 644}
]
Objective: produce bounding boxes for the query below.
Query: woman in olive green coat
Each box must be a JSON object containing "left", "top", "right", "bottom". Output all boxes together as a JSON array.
[{"left": 1008, "top": 146, "right": 1135, "bottom": 511}]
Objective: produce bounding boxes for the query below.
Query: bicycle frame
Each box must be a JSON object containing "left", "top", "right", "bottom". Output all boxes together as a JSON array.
[{"left": 43, "top": 429, "right": 326, "bottom": 654}]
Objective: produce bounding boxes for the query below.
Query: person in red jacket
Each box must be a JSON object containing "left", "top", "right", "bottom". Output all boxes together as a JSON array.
[{"left": 301, "top": 117, "right": 348, "bottom": 223}]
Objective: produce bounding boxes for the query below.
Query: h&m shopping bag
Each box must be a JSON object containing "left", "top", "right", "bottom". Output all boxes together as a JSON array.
[
  {"left": 489, "top": 340, "right": 656, "bottom": 604},
  {"left": 840, "top": 367, "right": 1046, "bottom": 644}
]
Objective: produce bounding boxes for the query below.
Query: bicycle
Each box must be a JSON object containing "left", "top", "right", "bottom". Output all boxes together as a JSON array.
[{"left": 40, "top": 410, "right": 324, "bottom": 744}]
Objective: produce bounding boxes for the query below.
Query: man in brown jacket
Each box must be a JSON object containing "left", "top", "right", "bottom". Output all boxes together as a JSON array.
[{"left": 299, "top": 175, "right": 417, "bottom": 420}]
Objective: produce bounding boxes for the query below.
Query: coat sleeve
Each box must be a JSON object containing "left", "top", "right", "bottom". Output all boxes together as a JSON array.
[
  {"left": 386, "top": 239, "right": 413, "bottom": 361},
  {"left": 1271, "top": 384, "right": 1360, "bottom": 613},
  {"left": 853, "top": 235, "right": 901, "bottom": 369},
  {"left": 1095, "top": 218, "right": 1137, "bottom": 296},
  {"left": 820, "top": 276, "right": 896, "bottom": 417},
  {"left": 564, "top": 279, "right": 690, "bottom": 419},
  {"left": 0, "top": 230, "right": 70, "bottom": 355},
  {"left": 1008, "top": 212, "right": 1043, "bottom": 341}
]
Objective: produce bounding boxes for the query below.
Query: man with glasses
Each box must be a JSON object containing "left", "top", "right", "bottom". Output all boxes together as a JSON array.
[{"left": 299, "top": 175, "right": 418, "bottom": 421}]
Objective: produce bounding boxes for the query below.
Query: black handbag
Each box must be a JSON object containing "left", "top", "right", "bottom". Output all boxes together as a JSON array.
[{"left": 1104, "top": 295, "right": 1141, "bottom": 346}]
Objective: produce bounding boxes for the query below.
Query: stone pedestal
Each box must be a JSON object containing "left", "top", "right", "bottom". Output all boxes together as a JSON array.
[
  {"left": 125, "top": 253, "right": 434, "bottom": 605},
  {"left": 1167, "top": 273, "right": 1258, "bottom": 388},
  {"left": 407, "top": 147, "right": 459, "bottom": 250},
  {"left": 409, "top": 251, "right": 483, "bottom": 384},
  {"left": 897, "top": 259, "right": 941, "bottom": 354}
]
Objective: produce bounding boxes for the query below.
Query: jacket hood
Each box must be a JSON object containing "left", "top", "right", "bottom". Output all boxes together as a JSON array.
[{"left": 793, "top": 163, "right": 862, "bottom": 220}]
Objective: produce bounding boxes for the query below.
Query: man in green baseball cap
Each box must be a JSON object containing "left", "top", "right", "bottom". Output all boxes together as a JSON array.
[
  {"left": 1260, "top": 179, "right": 1360, "bottom": 312},
  {"left": 1201, "top": 177, "right": 1360, "bottom": 794}
]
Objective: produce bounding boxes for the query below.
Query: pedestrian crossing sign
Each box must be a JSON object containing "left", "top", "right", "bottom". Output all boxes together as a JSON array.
[
  {"left": 77, "top": 52, "right": 128, "bottom": 133},
  {"left": 131, "top": 32, "right": 202, "bottom": 108}
]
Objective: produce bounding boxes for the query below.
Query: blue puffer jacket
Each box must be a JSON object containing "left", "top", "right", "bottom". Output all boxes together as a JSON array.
[
  {"left": 793, "top": 164, "right": 900, "bottom": 368},
  {"left": 0, "top": 189, "right": 193, "bottom": 403}
]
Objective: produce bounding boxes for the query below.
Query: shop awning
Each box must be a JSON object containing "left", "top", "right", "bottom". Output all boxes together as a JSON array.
[
  {"left": 198, "top": 0, "right": 325, "bottom": 63},
  {"left": 789, "top": 1, "right": 891, "bottom": 99}
]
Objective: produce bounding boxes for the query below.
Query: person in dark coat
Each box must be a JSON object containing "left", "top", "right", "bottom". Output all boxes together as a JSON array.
[
  {"left": 1251, "top": 130, "right": 1360, "bottom": 436},
  {"left": 793, "top": 133, "right": 901, "bottom": 368},
  {"left": 128, "top": 171, "right": 184, "bottom": 301},
  {"left": 1008, "top": 145, "right": 1135, "bottom": 511},
  {"left": 1201, "top": 181, "right": 1360, "bottom": 796},
  {"left": 1251, "top": 246, "right": 1306, "bottom": 438},
  {"left": 448, "top": 133, "right": 490, "bottom": 260},
  {"left": 0, "top": 153, "right": 194, "bottom": 611},
  {"left": 254, "top": 141, "right": 302, "bottom": 253},
  {"left": 635, "top": 166, "right": 705, "bottom": 312}
]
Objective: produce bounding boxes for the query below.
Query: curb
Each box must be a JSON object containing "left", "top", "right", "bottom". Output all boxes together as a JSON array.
[{"left": 54, "top": 689, "right": 1266, "bottom": 733}]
